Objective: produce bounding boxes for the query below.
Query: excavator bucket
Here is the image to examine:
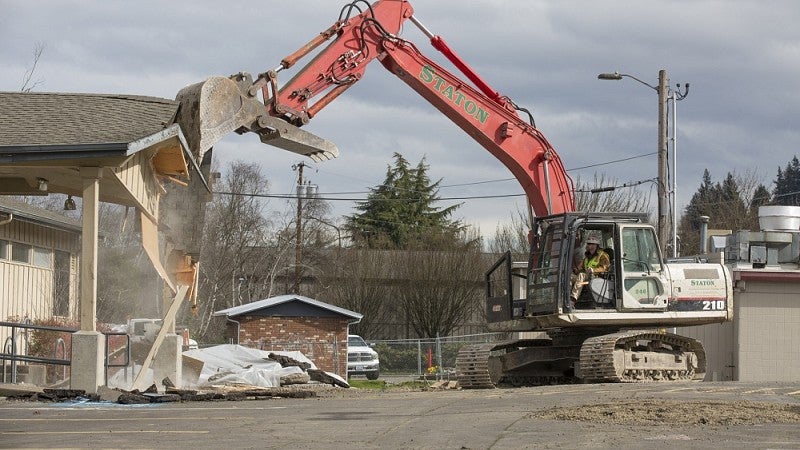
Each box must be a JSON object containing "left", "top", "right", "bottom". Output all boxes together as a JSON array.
[{"left": 173, "top": 75, "right": 339, "bottom": 162}]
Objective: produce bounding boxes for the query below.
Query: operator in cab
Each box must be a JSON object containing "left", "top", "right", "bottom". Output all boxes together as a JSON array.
[{"left": 569, "top": 233, "right": 611, "bottom": 309}]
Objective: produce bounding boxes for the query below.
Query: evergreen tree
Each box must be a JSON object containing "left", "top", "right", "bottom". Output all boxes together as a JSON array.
[
  {"left": 678, "top": 169, "right": 750, "bottom": 255},
  {"left": 751, "top": 184, "right": 772, "bottom": 209},
  {"left": 773, "top": 155, "right": 800, "bottom": 206},
  {"left": 345, "top": 153, "right": 464, "bottom": 249}
]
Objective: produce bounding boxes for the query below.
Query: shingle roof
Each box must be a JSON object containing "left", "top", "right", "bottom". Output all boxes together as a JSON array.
[
  {"left": 0, "top": 196, "right": 81, "bottom": 232},
  {"left": 213, "top": 294, "right": 363, "bottom": 320},
  {"left": 0, "top": 91, "right": 177, "bottom": 148}
]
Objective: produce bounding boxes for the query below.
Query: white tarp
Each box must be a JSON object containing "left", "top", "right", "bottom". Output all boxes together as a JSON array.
[{"left": 183, "top": 344, "right": 316, "bottom": 388}]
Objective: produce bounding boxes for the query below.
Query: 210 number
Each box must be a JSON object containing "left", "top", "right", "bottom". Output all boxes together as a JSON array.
[{"left": 702, "top": 300, "right": 726, "bottom": 311}]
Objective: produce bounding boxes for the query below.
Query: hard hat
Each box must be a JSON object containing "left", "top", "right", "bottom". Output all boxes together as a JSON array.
[{"left": 586, "top": 235, "right": 601, "bottom": 245}]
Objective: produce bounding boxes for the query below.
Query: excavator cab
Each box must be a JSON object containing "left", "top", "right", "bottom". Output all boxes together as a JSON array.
[{"left": 486, "top": 212, "right": 672, "bottom": 323}]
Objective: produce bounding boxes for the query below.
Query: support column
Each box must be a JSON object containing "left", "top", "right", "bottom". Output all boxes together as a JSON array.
[
  {"left": 153, "top": 334, "right": 183, "bottom": 389},
  {"left": 71, "top": 167, "right": 105, "bottom": 393}
]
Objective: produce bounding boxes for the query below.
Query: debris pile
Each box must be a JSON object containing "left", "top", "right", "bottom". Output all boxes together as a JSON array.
[
  {"left": 4, "top": 344, "right": 349, "bottom": 404},
  {"left": 182, "top": 344, "right": 348, "bottom": 389}
]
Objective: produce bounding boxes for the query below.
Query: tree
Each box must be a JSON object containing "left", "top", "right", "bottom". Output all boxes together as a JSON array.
[
  {"left": 487, "top": 209, "right": 530, "bottom": 261},
  {"left": 678, "top": 169, "right": 760, "bottom": 255},
  {"left": 96, "top": 204, "right": 161, "bottom": 323},
  {"left": 315, "top": 248, "right": 394, "bottom": 339},
  {"left": 573, "top": 173, "right": 651, "bottom": 214},
  {"left": 773, "top": 155, "right": 800, "bottom": 206},
  {"left": 346, "top": 153, "right": 464, "bottom": 249},
  {"left": 395, "top": 241, "right": 486, "bottom": 338},
  {"left": 190, "top": 161, "right": 280, "bottom": 341},
  {"left": 20, "top": 42, "right": 45, "bottom": 92}
]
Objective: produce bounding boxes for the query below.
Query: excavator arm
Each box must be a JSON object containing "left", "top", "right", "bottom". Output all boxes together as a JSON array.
[{"left": 175, "top": 0, "right": 574, "bottom": 216}]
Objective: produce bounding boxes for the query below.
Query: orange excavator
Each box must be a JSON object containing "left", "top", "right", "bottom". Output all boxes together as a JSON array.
[{"left": 175, "top": 0, "right": 732, "bottom": 386}]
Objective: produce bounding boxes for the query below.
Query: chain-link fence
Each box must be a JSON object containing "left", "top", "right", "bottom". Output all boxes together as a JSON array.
[{"left": 371, "top": 332, "right": 512, "bottom": 379}]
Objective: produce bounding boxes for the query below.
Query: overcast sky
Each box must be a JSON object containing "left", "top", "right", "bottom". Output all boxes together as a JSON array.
[{"left": 2, "top": 0, "right": 799, "bottom": 235}]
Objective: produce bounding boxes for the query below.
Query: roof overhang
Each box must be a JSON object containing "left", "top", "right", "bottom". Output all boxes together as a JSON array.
[{"left": 0, "top": 124, "right": 205, "bottom": 210}]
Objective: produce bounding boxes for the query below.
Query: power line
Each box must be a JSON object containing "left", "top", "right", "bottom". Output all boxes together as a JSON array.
[
  {"left": 566, "top": 152, "right": 657, "bottom": 172},
  {"left": 213, "top": 191, "right": 526, "bottom": 202},
  {"left": 574, "top": 177, "right": 656, "bottom": 193},
  {"left": 309, "top": 151, "right": 658, "bottom": 194}
]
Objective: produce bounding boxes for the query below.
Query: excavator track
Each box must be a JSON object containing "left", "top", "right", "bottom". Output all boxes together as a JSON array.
[
  {"left": 578, "top": 329, "right": 706, "bottom": 382},
  {"left": 455, "top": 339, "right": 579, "bottom": 389},
  {"left": 455, "top": 343, "right": 500, "bottom": 389}
]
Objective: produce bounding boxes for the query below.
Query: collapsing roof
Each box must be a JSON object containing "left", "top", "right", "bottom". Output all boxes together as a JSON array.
[{"left": 0, "top": 91, "right": 201, "bottom": 208}]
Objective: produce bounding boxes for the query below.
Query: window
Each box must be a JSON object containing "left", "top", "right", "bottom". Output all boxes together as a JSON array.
[
  {"left": 528, "top": 223, "right": 563, "bottom": 307},
  {"left": 53, "top": 251, "right": 71, "bottom": 317},
  {"left": 0, "top": 240, "right": 7, "bottom": 260},
  {"left": 621, "top": 227, "right": 662, "bottom": 273},
  {"left": 11, "top": 242, "right": 31, "bottom": 264},
  {"left": 33, "top": 246, "right": 52, "bottom": 268}
]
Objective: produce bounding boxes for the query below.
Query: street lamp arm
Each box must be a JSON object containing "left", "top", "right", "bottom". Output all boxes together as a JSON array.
[{"left": 597, "top": 72, "right": 658, "bottom": 91}]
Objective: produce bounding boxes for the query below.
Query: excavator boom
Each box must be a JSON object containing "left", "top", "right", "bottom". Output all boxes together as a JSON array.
[{"left": 173, "top": 0, "right": 573, "bottom": 215}]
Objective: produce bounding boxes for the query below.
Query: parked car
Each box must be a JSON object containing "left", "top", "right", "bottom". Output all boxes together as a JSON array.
[{"left": 347, "top": 334, "right": 380, "bottom": 380}]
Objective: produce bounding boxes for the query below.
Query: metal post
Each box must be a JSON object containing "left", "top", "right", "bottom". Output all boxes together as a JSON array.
[
  {"left": 435, "top": 334, "right": 443, "bottom": 380},
  {"left": 671, "top": 91, "right": 678, "bottom": 258},
  {"left": 294, "top": 162, "right": 305, "bottom": 293},
  {"left": 657, "top": 70, "right": 670, "bottom": 257},
  {"left": 417, "top": 339, "right": 422, "bottom": 377}
]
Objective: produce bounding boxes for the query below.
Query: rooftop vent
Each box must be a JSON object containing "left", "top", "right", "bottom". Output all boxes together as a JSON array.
[{"left": 758, "top": 205, "right": 800, "bottom": 231}]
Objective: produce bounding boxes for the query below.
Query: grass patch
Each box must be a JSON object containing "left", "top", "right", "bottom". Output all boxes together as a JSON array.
[{"left": 348, "top": 380, "right": 388, "bottom": 390}]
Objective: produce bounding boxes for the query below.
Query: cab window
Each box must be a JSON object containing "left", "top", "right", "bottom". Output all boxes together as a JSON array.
[{"left": 621, "top": 227, "right": 662, "bottom": 273}]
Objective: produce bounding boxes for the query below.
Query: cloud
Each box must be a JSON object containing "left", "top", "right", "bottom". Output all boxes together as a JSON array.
[{"left": 2, "top": 0, "right": 800, "bottom": 234}]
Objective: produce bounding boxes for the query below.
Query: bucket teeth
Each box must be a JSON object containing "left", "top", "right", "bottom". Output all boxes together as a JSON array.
[{"left": 255, "top": 115, "right": 339, "bottom": 162}]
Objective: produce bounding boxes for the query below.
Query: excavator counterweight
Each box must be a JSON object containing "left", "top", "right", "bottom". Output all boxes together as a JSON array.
[{"left": 173, "top": 74, "right": 339, "bottom": 162}]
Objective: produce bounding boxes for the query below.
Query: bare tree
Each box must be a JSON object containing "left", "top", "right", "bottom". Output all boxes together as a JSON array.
[
  {"left": 20, "top": 42, "right": 45, "bottom": 92},
  {"left": 396, "top": 245, "right": 485, "bottom": 338},
  {"left": 573, "top": 173, "right": 652, "bottom": 214},
  {"left": 316, "top": 248, "right": 394, "bottom": 339},
  {"left": 487, "top": 208, "right": 530, "bottom": 260},
  {"left": 190, "top": 161, "right": 279, "bottom": 340}
]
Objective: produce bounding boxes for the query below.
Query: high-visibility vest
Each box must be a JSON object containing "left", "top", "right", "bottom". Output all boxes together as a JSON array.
[{"left": 584, "top": 250, "right": 608, "bottom": 271}]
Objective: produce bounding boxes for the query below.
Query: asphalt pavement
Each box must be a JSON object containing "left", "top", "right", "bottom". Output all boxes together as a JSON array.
[{"left": 1, "top": 381, "right": 799, "bottom": 449}]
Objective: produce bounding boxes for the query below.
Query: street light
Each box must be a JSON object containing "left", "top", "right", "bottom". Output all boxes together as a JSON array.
[{"left": 598, "top": 70, "right": 688, "bottom": 258}]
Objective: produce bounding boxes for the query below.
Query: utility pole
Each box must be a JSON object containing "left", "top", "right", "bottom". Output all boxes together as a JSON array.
[
  {"left": 293, "top": 162, "right": 305, "bottom": 293},
  {"left": 599, "top": 69, "right": 688, "bottom": 257},
  {"left": 657, "top": 69, "right": 670, "bottom": 256}
]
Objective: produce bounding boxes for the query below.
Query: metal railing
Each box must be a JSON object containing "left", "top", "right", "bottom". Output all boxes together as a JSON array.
[
  {"left": 0, "top": 320, "right": 131, "bottom": 386},
  {"left": 104, "top": 332, "right": 131, "bottom": 387},
  {"left": 1, "top": 320, "right": 75, "bottom": 384}
]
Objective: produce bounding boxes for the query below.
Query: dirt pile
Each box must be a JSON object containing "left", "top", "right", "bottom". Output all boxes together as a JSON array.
[{"left": 533, "top": 399, "right": 800, "bottom": 426}]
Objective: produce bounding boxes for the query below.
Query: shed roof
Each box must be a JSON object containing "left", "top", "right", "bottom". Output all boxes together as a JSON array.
[{"left": 213, "top": 294, "right": 363, "bottom": 320}]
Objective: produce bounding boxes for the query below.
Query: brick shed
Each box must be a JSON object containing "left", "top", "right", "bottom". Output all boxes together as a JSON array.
[{"left": 213, "top": 295, "right": 362, "bottom": 378}]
